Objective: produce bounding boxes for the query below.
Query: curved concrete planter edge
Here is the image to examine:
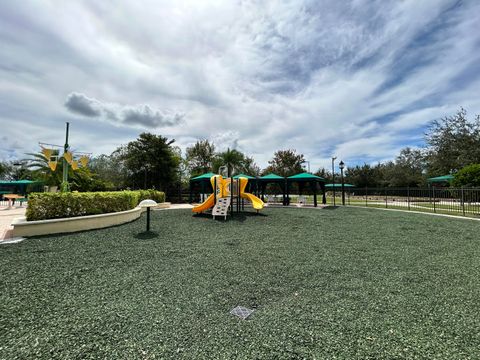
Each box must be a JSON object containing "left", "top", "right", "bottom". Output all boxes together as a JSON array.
[{"left": 12, "top": 206, "right": 144, "bottom": 238}]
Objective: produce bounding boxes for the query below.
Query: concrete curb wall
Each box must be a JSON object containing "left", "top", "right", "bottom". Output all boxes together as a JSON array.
[
  {"left": 12, "top": 206, "right": 144, "bottom": 237},
  {"left": 346, "top": 205, "right": 480, "bottom": 221}
]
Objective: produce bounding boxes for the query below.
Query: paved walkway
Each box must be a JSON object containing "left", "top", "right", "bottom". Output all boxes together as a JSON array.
[
  {"left": 0, "top": 207, "right": 26, "bottom": 241},
  {"left": 158, "top": 203, "right": 193, "bottom": 210}
]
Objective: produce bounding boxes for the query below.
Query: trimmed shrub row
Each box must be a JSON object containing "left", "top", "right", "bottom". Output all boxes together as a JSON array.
[{"left": 26, "top": 190, "right": 165, "bottom": 221}]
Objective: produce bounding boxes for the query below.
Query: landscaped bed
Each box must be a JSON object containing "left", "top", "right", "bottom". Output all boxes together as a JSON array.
[{"left": 1, "top": 207, "right": 479, "bottom": 358}]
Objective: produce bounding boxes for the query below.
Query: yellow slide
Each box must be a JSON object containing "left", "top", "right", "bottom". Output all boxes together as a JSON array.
[
  {"left": 192, "top": 193, "right": 215, "bottom": 213},
  {"left": 241, "top": 192, "right": 264, "bottom": 210},
  {"left": 192, "top": 175, "right": 263, "bottom": 213},
  {"left": 192, "top": 175, "right": 224, "bottom": 213},
  {"left": 238, "top": 177, "right": 264, "bottom": 210}
]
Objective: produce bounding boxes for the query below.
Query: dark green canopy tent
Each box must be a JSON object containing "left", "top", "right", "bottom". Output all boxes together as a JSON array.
[
  {"left": 325, "top": 183, "right": 355, "bottom": 189},
  {"left": 286, "top": 173, "right": 326, "bottom": 207},
  {"left": 190, "top": 172, "right": 217, "bottom": 181},
  {"left": 257, "top": 173, "right": 286, "bottom": 205},
  {"left": 427, "top": 175, "right": 454, "bottom": 184},
  {"left": 0, "top": 180, "right": 42, "bottom": 197},
  {"left": 232, "top": 173, "right": 255, "bottom": 179},
  {"left": 189, "top": 172, "right": 217, "bottom": 203}
]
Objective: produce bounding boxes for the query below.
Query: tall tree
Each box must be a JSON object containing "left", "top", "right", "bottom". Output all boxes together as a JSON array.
[
  {"left": 344, "top": 163, "right": 385, "bottom": 188},
  {"left": 89, "top": 152, "right": 129, "bottom": 189},
  {"left": 425, "top": 108, "right": 480, "bottom": 176},
  {"left": 383, "top": 148, "right": 426, "bottom": 187},
  {"left": 264, "top": 149, "right": 305, "bottom": 177},
  {"left": 185, "top": 140, "right": 216, "bottom": 177},
  {"left": 118, "top": 132, "right": 180, "bottom": 190},
  {"left": 314, "top": 168, "right": 333, "bottom": 182},
  {"left": 0, "top": 161, "right": 12, "bottom": 180}
]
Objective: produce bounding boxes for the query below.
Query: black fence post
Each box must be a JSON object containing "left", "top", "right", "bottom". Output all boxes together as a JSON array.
[
  {"left": 365, "top": 186, "right": 368, "bottom": 207},
  {"left": 407, "top": 186, "right": 410, "bottom": 211},
  {"left": 385, "top": 187, "right": 388, "bottom": 209},
  {"left": 461, "top": 187, "right": 465, "bottom": 217},
  {"left": 433, "top": 186, "right": 436, "bottom": 213}
]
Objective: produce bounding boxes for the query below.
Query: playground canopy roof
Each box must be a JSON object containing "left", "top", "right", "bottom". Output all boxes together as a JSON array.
[
  {"left": 258, "top": 173, "right": 284, "bottom": 181},
  {"left": 0, "top": 180, "right": 36, "bottom": 185},
  {"left": 190, "top": 172, "right": 217, "bottom": 181},
  {"left": 287, "top": 173, "right": 326, "bottom": 182},
  {"left": 233, "top": 173, "right": 256, "bottom": 179},
  {"left": 427, "top": 175, "right": 454, "bottom": 183},
  {"left": 325, "top": 183, "right": 355, "bottom": 188}
]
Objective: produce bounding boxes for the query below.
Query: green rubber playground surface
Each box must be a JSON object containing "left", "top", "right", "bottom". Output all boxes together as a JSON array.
[{"left": 1, "top": 207, "right": 479, "bottom": 359}]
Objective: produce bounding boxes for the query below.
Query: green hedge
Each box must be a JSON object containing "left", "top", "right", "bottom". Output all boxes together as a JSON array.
[{"left": 26, "top": 190, "right": 165, "bottom": 221}]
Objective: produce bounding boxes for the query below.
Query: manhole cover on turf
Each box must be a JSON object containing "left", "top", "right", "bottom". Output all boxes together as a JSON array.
[{"left": 230, "top": 306, "right": 254, "bottom": 320}]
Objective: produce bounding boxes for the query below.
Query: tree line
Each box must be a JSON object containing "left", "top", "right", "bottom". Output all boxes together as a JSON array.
[{"left": 1, "top": 108, "right": 480, "bottom": 190}]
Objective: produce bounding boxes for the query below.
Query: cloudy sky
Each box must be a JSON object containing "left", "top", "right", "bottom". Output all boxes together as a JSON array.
[{"left": 1, "top": 0, "right": 479, "bottom": 170}]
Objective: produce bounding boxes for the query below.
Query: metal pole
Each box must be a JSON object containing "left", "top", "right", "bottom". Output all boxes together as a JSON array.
[
  {"left": 385, "top": 187, "right": 388, "bottom": 208},
  {"left": 332, "top": 157, "right": 336, "bottom": 206},
  {"left": 461, "top": 187, "right": 465, "bottom": 216},
  {"left": 433, "top": 186, "right": 436, "bottom": 213},
  {"left": 62, "top": 122, "right": 70, "bottom": 192},
  {"left": 144, "top": 167, "right": 147, "bottom": 189},
  {"left": 213, "top": 177, "right": 217, "bottom": 205},
  {"left": 189, "top": 181, "right": 192, "bottom": 203},
  {"left": 237, "top": 179, "right": 240, "bottom": 212},
  {"left": 146, "top": 207, "right": 150, "bottom": 231},
  {"left": 231, "top": 176, "right": 234, "bottom": 218},
  {"left": 365, "top": 186, "right": 368, "bottom": 207},
  {"left": 407, "top": 186, "right": 410, "bottom": 211},
  {"left": 341, "top": 168, "right": 345, "bottom": 206}
]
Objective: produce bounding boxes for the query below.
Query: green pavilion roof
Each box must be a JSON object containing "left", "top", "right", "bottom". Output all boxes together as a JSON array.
[
  {"left": 0, "top": 180, "right": 36, "bottom": 185},
  {"left": 427, "top": 175, "right": 454, "bottom": 183},
  {"left": 259, "top": 173, "right": 284, "bottom": 180},
  {"left": 190, "top": 172, "right": 217, "bottom": 181},
  {"left": 233, "top": 173, "right": 256, "bottom": 179},
  {"left": 325, "top": 183, "right": 355, "bottom": 188},
  {"left": 287, "top": 172, "right": 326, "bottom": 181}
]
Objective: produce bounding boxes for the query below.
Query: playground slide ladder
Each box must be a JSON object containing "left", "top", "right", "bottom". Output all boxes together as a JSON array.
[{"left": 212, "top": 197, "right": 231, "bottom": 220}]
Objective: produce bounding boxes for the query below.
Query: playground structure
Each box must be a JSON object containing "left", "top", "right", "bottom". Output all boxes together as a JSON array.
[{"left": 192, "top": 175, "right": 264, "bottom": 219}]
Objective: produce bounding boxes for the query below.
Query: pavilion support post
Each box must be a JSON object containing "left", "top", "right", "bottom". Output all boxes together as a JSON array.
[
  {"left": 321, "top": 183, "right": 326, "bottom": 204},
  {"left": 313, "top": 181, "right": 317, "bottom": 207},
  {"left": 189, "top": 181, "right": 193, "bottom": 203},
  {"left": 283, "top": 180, "right": 287, "bottom": 206},
  {"left": 286, "top": 180, "right": 290, "bottom": 205}
]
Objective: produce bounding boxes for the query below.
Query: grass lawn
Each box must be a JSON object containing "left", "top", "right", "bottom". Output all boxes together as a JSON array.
[{"left": 1, "top": 207, "right": 479, "bottom": 359}]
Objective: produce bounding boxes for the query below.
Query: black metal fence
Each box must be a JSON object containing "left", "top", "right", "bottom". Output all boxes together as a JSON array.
[{"left": 335, "top": 187, "right": 480, "bottom": 218}]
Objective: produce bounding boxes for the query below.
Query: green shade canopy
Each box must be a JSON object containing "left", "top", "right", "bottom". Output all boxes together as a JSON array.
[
  {"left": 190, "top": 172, "right": 217, "bottom": 181},
  {"left": 0, "top": 180, "right": 36, "bottom": 185},
  {"left": 259, "top": 173, "right": 285, "bottom": 180},
  {"left": 233, "top": 173, "right": 256, "bottom": 179},
  {"left": 427, "top": 175, "right": 454, "bottom": 183},
  {"left": 325, "top": 183, "right": 355, "bottom": 188},
  {"left": 287, "top": 173, "right": 326, "bottom": 182}
]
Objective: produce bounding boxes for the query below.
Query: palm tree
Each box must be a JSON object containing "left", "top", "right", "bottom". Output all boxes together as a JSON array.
[
  {"left": 25, "top": 150, "right": 63, "bottom": 186},
  {"left": 215, "top": 148, "right": 245, "bottom": 177}
]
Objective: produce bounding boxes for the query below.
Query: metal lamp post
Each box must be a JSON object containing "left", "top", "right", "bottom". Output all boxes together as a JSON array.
[
  {"left": 339, "top": 160, "right": 345, "bottom": 206},
  {"left": 139, "top": 199, "right": 158, "bottom": 232},
  {"left": 331, "top": 157, "right": 337, "bottom": 206},
  {"left": 305, "top": 161, "right": 310, "bottom": 173}
]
